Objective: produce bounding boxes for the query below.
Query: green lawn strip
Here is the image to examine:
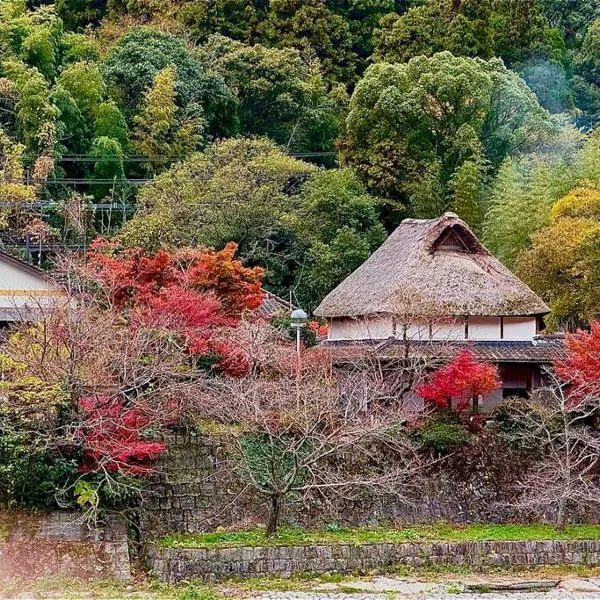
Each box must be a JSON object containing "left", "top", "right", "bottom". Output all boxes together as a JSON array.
[{"left": 158, "top": 523, "right": 600, "bottom": 549}]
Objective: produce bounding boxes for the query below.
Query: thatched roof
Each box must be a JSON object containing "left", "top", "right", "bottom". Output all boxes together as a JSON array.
[{"left": 314, "top": 212, "right": 549, "bottom": 319}]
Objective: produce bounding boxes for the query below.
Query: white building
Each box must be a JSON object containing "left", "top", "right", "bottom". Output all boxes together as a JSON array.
[{"left": 0, "top": 251, "right": 62, "bottom": 324}]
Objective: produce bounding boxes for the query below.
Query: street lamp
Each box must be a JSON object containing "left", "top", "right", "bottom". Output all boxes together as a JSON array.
[{"left": 290, "top": 308, "right": 308, "bottom": 358}]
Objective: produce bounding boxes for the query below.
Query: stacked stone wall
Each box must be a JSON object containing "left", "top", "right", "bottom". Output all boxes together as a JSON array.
[
  {"left": 0, "top": 510, "right": 130, "bottom": 581},
  {"left": 140, "top": 432, "right": 559, "bottom": 538},
  {"left": 147, "top": 539, "right": 600, "bottom": 582}
]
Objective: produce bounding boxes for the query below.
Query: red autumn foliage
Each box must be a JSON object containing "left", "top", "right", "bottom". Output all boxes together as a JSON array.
[
  {"left": 417, "top": 349, "right": 501, "bottom": 411},
  {"left": 184, "top": 242, "right": 264, "bottom": 315},
  {"left": 86, "top": 239, "right": 177, "bottom": 308},
  {"left": 555, "top": 321, "right": 600, "bottom": 406},
  {"left": 78, "top": 395, "right": 176, "bottom": 476},
  {"left": 86, "top": 239, "right": 264, "bottom": 316},
  {"left": 85, "top": 238, "right": 266, "bottom": 377},
  {"left": 307, "top": 320, "right": 328, "bottom": 337}
]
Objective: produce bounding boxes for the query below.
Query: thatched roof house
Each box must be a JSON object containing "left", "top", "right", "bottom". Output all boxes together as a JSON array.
[
  {"left": 315, "top": 212, "right": 548, "bottom": 320},
  {"left": 315, "top": 213, "right": 562, "bottom": 410}
]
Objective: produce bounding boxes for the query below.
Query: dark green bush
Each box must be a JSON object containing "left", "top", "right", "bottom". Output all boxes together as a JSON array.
[
  {"left": 0, "top": 432, "right": 78, "bottom": 507},
  {"left": 417, "top": 418, "right": 471, "bottom": 453}
]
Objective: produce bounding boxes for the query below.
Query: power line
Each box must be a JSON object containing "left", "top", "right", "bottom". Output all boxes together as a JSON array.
[
  {"left": 42, "top": 178, "right": 150, "bottom": 185},
  {"left": 56, "top": 151, "right": 337, "bottom": 159},
  {"left": 39, "top": 151, "right": 338, "bottom": 163},
  {"left": 0, "top": 201, "right": 132, "bottom": 210}
]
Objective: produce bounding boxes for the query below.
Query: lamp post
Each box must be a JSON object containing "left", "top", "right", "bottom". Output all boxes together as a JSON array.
[
  {"left": 290, "top": 308, "right": 308, "bottom": 359},
  {"left": 290, "top": 308, "right": 308, "bottom": 405}
]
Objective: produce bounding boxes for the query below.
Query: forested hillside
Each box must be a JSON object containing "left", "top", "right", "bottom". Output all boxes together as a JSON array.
[{"left": 1, "top": 0, "right": 599, "bottom": 326}]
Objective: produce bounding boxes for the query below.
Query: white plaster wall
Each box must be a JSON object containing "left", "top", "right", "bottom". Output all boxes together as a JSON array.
[
  {"left": 0, "top": 261, "right": 52, "bottom": 291},
  {"left": 468, "top": 317, "right": 501, "bottom": 341},
  {"left": 503, "top": 317, "right": 536, "bottom": 341},
  {"left": 0, "top": 260, "right": 60, "bottom": 317},
  {"left": 328, "top": 316, "right": 393, "bottom": 341},
  {"left": 400, "top": 321, "right": 429, "bottom": 341},
  {"left": 431, "top": 318, "right": 465, "bottom": 341}
]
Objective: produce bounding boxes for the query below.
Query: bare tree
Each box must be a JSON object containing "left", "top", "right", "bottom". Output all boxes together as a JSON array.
[
  {"left": 201, "top": 329, "right": 429, "bottom": 537},
  {"left": 502, "top": 371, "right": 600, "bottom": 528}
]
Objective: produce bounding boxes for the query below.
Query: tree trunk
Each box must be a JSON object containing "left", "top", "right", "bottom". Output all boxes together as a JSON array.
[
  {"left": 266, "top": 494, "right": 281, "bottom": 537},
  {"left": 556, "top": 497, "right": 566, "bottom": 531}
]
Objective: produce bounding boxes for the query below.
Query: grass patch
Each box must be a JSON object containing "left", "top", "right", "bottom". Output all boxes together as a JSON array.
[
  {"left": 157, "top": 523, "right": 600, "bottom": 549},
  {"left": 4, "top": 565, "right": 600, "bottom": 598},
  {"left": 0, "top": 576, "right": 225, "bottom": 599}
]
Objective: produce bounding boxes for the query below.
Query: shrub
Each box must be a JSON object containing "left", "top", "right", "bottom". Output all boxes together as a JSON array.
[{"left": 418, "top": 417, "right": 471, "bottom": 453}]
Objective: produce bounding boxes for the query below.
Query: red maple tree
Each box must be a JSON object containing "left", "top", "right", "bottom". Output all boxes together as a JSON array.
[
  {"left": 78, "top": 395, "right": 176, "bottom": 476},
  {"left": 555, "top": 321, "right": 600, "bottom": 406},
  {"left": 417, "top": 350, "right": 501, "bottom": 411},
  {"left": 86, "top": 239, "right": 264, "bottom": 316},
  {"left": 85, "top": 238, "right": 265, "bottom": 377}
]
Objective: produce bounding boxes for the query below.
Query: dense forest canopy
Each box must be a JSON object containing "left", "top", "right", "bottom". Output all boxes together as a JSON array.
[{"left": 1, "top": 0, "right": 600, "bottom": 325}]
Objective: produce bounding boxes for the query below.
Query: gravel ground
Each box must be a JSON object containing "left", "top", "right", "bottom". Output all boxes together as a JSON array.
[
  {"left": 250, "top": 576, "right": 600, "bottom": 599},
  {"left": 252, "top": 595, "right": 599, "bottom": 599}
]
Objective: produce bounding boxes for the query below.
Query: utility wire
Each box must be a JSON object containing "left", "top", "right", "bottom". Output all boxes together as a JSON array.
[{"left": 54, "top": 151, "right": 336, "bottom": 161}]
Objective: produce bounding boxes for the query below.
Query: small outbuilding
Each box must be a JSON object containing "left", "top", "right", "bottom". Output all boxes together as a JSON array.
[
  {"left": 315, "top": 212, "right": 564, "bottom": 410},
  {"left": 0, "top": 251, "right": 62, "bottom": 324}
]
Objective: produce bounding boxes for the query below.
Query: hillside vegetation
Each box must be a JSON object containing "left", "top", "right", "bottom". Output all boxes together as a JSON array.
[{"left": 1, "top": 0, "right": 600, "bottom": 323}]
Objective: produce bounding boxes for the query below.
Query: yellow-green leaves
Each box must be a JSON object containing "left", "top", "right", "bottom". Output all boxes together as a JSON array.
[{"left": 517, "top": 183, "right": 600, "bottom": 329}]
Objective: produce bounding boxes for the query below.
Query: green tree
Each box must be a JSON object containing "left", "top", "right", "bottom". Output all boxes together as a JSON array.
[
  {"left": 52, "top": 84, "right": 87, "bottom": 154},
  {"left": 3, "top": 60, "right": 59, "bottom": 155},
  {"left": 374, "top": 0, "right": 561, "bottom": 67},
  {"left": 327, "top": 0, "right": 396, "bottom": 60},
  {"left": 0, "top": 2, "right": 63, "bottom": 80},
  {"left": 176, "top": 0, "right": 263, "bottom": 42},
  {"left": 56, "top": 62, "right": 106, "bottom": 122},
  {"left": 290, "top": 168, "right": 387, "bottom": 310},
  {"left": 0, "top": 127, "right": 36, "bottom": 231},
  {"left": 541, "top": 0, "right": 599, "bottom": 48},
  {"left": 448, "top": 157, "right": 488, "bottom": 232},
  {"left": 340, "top": 52, "right": 552, "bottom": 220},
  {"left": 198, "top": 34, "right": 345, "bottom": 152},
  {"left": 90, "top": 136, "right": 124, "bottom": 181},
  {"left": 120, "top": 138, "right": 315, "bottom": 289},
  {"left": 94, "top": 100, "right": 128, "bottom": 149},
  {"left": 102, "top": 27, "right": 237, "bottom": 137},
  {"left": 257, "top": 0, "right": 359, "bottom": 85},
  {"left": 60, "top": 32, "right": 101, "bottom": 65},
  {"left": 521, "top": 60, "right": 574, "bottom": 114},
  {"left": 483, "top": 126, "right": 600, "bottom": 269},
  {"left": 56, "top": 0, "right": 108, "bottom": 30},
  {"left": 572, "top": 19, "right": 600, "bottom": 119},
  {"left": 516, "top": 184, "right": 600, "bottom": 329},
  {"left": 132, "top": 66, "right": 203, "bottom": 173}
]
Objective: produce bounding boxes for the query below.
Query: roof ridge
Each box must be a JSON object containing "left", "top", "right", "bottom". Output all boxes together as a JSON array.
[{"left": 315, "top": 211, "right": 549, "bottom": 319}]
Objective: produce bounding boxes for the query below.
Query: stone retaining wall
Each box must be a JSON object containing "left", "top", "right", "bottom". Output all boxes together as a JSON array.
[
  {"left": 140, "top": 433, "right": 535, "bottom": 538},
  {"left": 0, "top": 511, "right": 131, "bottom": 581},
  {"left": 146, "top": 539, "right": 600, "bottom": 582}
]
